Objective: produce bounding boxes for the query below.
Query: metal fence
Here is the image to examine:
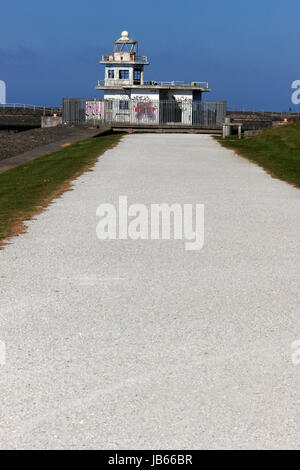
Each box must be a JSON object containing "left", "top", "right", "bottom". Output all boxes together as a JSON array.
[
  {"left": 0, "top": 103, "right": 62, "bottom": 116},
  {"left": 63, "top": 98, "right": 226, "bottom": 128}
]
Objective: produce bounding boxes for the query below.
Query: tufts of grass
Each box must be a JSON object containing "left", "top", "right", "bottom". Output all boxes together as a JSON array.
[
  {"left": 0, "top": 132, "right": 123, "bottom": 246},
  {"left": 216, "top": 122, "right": 300, "bottom": 189}
]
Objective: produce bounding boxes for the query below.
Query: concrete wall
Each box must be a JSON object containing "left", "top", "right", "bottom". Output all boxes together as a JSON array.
[
  {"left": 180, "top": 101, "right": 193, "bottom": 125},
  {"left": 41, "top": 116, "right": 63, "bottom": 128},
  {"left": 83, "top": 97, "right": 224, "bottom": 127},
  {"left": 103, "top": 90, "right": 160, "bottom": 124},
  {"left": 105, "top": 65, "right": 135, "bottom": 87},
  {"left": 85, "top": 101, "right": 105, "bottom": 122},
  {"left": 131, "top": 99, "right": 159, "bottom": 124},
  {"left": 172, "top": 91, "right": 193, "bottom": 101},
  {"left": 104, "top": 90, "right": 131, "bottom": 100},
  {"left": 244, "top": 129, "right": 263, "bottom": 138},
  {"left": 130, "top": 89, "right": 159, "bottom": 101}
]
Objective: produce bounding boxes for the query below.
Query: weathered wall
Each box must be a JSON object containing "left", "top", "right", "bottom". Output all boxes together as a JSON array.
[
  {"left": 105, "top": 65, "right": 134, "bottom": 87},
  {"left": 103, "top": 90, "right": 160, "bottom": 124},
  {"left": 130, "top": 89, "right": 159, "bottom": 101},
  {"left": 104, "top": 90, "right": 131, "bottom": 100},
  {"left": 85, "top": 101, "right": 105, "bottom": 122},
  {"left": 172, "top": 91, "right": 193, "bottom": 101},
  {"left": 132, "top": 100, "right": 159, "bottom": 124},
  {"left": 41, "top": 116, "right": 63, "bottom": 128}
]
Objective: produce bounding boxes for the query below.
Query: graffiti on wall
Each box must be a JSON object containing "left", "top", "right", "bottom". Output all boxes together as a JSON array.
[
  {"left": 135, "top": 102, "right": 157, "bottom": 121},
  {"left": 86, "top": 102, "right": 104, "bottom": 118},
  {"left": 133, "top": 96, "right": 156, "bottom": 101}
]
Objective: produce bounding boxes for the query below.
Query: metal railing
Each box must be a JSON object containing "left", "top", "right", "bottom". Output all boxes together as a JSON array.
[
  {"left": 101, "top": 55, "right": 148, "bottom": 63},
  {"left": 0, "top": 103, "right": 62, "bottom": 113},
  {"left": 227, "top": 106, "right": 300, "bottom": 116},
  {"left": 63, "top": 98, "right": 226, "bottom": 128},
  {"left": 144, "top": 81, "right": 209, "bottom": 88},
  {"left": 97, "top": 80, "right": 209, "bottom": 88}
]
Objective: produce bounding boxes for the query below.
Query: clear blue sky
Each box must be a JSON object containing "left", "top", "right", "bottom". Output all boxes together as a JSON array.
[{"left": 0, "top": 0, "right": 299, "bottom": 110}]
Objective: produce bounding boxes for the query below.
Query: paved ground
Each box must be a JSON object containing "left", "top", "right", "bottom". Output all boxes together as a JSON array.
[{"left": 0, "top": 134, "right": 299, "bottom": 449}]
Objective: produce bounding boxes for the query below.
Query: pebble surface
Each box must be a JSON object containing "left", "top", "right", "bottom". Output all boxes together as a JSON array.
[{"left": 0, "top": 134, "right": 299, "bottom": 449}]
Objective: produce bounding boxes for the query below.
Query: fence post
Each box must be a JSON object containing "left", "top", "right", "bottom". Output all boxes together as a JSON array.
[
  {"left": 238, "top": 124, "right": 242, "bottom": 140},
  {"left": 223, "top": 117, "right": 231, "bottom": 138}
]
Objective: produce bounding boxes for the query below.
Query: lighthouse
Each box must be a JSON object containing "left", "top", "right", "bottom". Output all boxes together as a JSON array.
[
  {"left": 96, "top": 30, "right": 212, "bottom": 125},
  {"left": 100, "top": 30, "right": 148, "bottom": 89}
]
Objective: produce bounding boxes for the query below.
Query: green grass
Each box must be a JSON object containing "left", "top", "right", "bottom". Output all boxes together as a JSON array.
[
  {"left": 0, "top": 132, "right": 123, "bottom": 245},
  {"left": 216, "top": 122, "right": 300, "bottom": 189}
]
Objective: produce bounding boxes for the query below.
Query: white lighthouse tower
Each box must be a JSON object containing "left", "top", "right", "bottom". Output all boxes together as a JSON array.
[
  {"left": 104, "top": 31, "right": 148, "bottom": 85},
  {"left": 96, "top": 30, "right": 150, "bottom": 101}
]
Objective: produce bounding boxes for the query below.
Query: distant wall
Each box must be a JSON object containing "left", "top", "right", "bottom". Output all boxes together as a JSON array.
[
  {"left": 0, "top": 107, "right": 62, "bottom": 130},
  {"left": 0, "top": 106, "right": 61, "bottom": 116}
]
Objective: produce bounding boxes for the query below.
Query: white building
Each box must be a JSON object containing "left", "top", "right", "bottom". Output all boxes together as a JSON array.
[{"left": 95, "top": 31, "right": 211, "bottom": 125}]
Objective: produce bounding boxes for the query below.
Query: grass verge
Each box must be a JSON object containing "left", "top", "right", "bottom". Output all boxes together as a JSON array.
[
  {"left": 216, "top": 122, "right": 300, "bottom": 189},
  {"left": 0, "top": 132, "right": 123, "bottom": 247}
]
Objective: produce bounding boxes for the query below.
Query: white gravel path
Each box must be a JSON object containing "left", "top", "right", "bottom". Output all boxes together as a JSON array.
[{"left": 0, "top": 134, "right": 299, "bottom": 450}]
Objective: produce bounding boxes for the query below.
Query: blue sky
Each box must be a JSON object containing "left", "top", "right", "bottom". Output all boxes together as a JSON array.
[{"left": 0, "top": 0, "right": 299, "bottom": 110}]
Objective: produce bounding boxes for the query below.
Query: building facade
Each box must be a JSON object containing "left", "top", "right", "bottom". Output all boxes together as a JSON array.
[
  {"left": 95, "top": 31, "right": 212, "bottom": 125},
  {"left": 62, "top": 31, "right": 226, "bottom": 127}
]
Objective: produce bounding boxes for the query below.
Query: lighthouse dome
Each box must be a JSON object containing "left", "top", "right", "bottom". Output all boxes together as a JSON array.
[
  {"left": 121, "top": 31, "right": 129, "bottom": 40},
  {"left": 116, "top": 30, "right": 136, "bottom": 44}
]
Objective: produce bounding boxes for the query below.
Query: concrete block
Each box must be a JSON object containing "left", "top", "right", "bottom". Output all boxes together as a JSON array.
[{"left": 41, "top": 116, "right": 63, "bottom": 128}]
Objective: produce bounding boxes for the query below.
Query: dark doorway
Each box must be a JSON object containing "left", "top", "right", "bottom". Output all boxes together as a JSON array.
[
  {"left": 159, "top": 91, "right": 182, "bottom": 124},
  {"left": 192, "top": 91, "right": 202, "bottom": 125}
]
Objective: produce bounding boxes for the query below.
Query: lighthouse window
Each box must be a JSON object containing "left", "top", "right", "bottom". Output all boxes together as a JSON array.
[
  {"left": 119, "top": 70, "right": 129, "bottom": 79},
  {"left": 119, "top": 100, "right": 129, "bottom": 110},
  {"left": 108, "top": 70, "right": 114, "bottom": 79},
  {"left": 134, "top": 69, "right": 141, "bottom": 80}
]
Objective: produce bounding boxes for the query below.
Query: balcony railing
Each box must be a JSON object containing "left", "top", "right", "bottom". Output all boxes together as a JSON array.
[
  {"left": 97, "top": 80, "right": 209, "bottom": 88},
  {"left": 101, "top": 55, "right": 148, "bottom": 63},
  {"left": 144, "top": 81, "right": 209, "bottom": 88}
]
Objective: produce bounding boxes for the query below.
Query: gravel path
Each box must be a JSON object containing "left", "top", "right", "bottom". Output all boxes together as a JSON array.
[{"left": 0, "top": 134, "right": 299, "bottom": 449}]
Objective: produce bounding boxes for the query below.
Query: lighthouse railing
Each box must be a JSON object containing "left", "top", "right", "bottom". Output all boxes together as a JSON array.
[
  {"left": 96, "top": 80, "right": 209, "bottom": 89},
  {"left": 143, "top": 81, "right": 209, "bottom": 89},
  {"left": 101, "top": 55, "right": 148, "bottom": 63}
]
